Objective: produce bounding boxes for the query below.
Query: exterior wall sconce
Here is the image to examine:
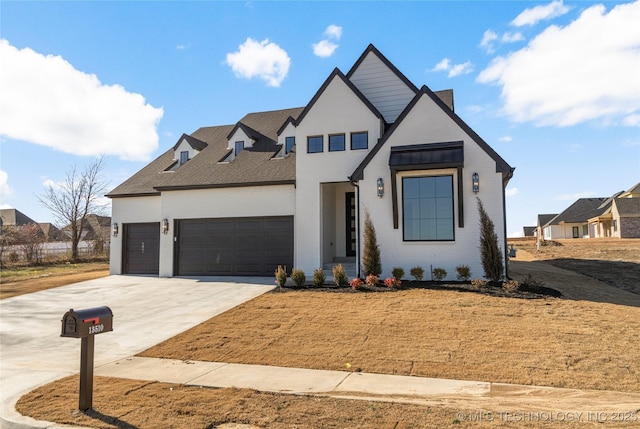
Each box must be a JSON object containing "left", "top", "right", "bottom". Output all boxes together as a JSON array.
[
  {"left": 472, "top": 172, "right": 480, "bottom": 193},
  {"left": 112, "top": 223, "right": 119, "bottom": 237},
  {"left": 377, "top": 178, "right": 384, "bottom": 198},
  {"left": 162, "top": 218, "right": 170, "bottom": 234}
]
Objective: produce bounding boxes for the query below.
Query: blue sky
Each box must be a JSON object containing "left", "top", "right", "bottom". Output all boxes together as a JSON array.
[{"left": 1, "top": 0, "right": 638, "bottom": 237}]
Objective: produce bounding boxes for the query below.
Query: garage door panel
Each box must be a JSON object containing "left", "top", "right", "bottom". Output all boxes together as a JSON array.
[{"left": 176, "top": 216, "right": 293, "bottom": 276}]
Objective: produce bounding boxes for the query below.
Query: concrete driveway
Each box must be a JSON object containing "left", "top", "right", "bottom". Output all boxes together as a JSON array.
[{"left": 0, "top": 275, "right": 274, "bottom": 428}]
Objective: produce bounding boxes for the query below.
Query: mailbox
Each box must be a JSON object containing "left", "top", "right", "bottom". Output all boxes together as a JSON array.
[{"left": 61, "top": 306, "right": 113, "bottom": 338}]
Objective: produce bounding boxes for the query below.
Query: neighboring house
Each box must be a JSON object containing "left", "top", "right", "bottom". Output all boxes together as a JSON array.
[
  {"left": 0, "top": 208, "right": 65, "bottom": 241},
  {"left": 108, "top": 44, "right": 514, "bottom": 279},
  {"left": 522, "top": 226, "right": 536, "bottom": 237},
  {"left": 536, "top": 214, "right": 558, "bottom": 240},
  {"left": 589, "top": 182, "right": 640, "bottom": 238},
  {"left": 543, "top": 198, "right": 610, "bottom": 239},
  {"left": 60, "top": 214, "right": 112, "bottom": 242}
]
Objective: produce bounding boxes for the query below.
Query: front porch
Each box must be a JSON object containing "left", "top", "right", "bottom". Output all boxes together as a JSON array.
[{"left": 321, "top": 182, "right": 358, "bottom": 279}]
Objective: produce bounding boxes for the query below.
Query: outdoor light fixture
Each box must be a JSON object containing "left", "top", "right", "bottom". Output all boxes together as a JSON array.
[
  {"left": 472, "top": 172, "right": 480, "bottom": 193},
  {"left": 162, "top": 218, "right": 169, "bottom": 234},
  {"left": 112, "top": 223, "right": 118, "bottom": 237},
  {"left": 377, "top": 178, "right": 384, "bottom": 198}
]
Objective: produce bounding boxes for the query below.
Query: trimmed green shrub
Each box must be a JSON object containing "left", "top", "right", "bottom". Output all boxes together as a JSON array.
[
  {"left": 477, "top": 197, "right": 504, "bottom": 281},
  {"left": 313, "top": 268, "right": 326, "bottom": 287},
  {"left": 290, "top": 269, "right": 306, "bottom": 287},
  {"left": 432, "top": 267, "right": 447, "bottom": 281},
  {"left": 455, "top": 264, "right": 471, "bottom": 281},
  {"left": 410, "top": 266, "right": 424, "bottom": 281},
  {"left": 274, "top": 265, "right": 287, "bottom": 288},
  {"left": 391, "top": 267, "right": 404, "bottom": 280},
  {"left": 332, "top": 263, "right": 349, "bottom": 287}
]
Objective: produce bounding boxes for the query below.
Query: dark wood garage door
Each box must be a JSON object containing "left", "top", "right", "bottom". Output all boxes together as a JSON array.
[
  {"left": 124, "top": 223, "right": 160, "bottom": 274},
  {"left": 176, "top": 216, "right": 293, "bottom": 276}
]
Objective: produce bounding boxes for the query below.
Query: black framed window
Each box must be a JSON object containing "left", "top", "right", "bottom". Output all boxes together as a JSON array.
[
  {"left": 329, "top": 134, "right": 345, "bottom": 152},
  {"left": 351, "top": 132, "right": 368, "bottom": 150},
  {"left": 235, "top": 141, "right": 244, "bottom": 156},
  {"left": 180, "top": 151, "right": 189, "bottom": 165},
  {"left": 307, "top": 135, "right": 323, "bottom": 153},
  {"left": 403, "top": 175, "right": 454, "bottom": 241},
  {"left": 285, "top": 136, "right": 295, "bottom": 154}
]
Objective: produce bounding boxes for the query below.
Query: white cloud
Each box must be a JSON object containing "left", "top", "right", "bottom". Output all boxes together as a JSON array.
[
  {"left": 501, "top": 32, "right": 524, "bottom": 43},
  {"left": 225, "top": 38, "right": 290, "bottom": 87},
  {"left": 477, "top": 1, "right": 640, "bottom": 127},
  {"left": 511, "top": 0, "right": 571, "bottom": 27},
  {"left": 499, "top": 135, "right": 513, "bottom": 142},
  {"left": 313, "top": 40, "right": 339, "bottom": 58},
  {"left": 479, "top": 30, "right": 498, "bottom": 53},
  {"left": 554, "top": 191, "right": 595, "bottom": 201},
  {"left": 0, "top": 40, "right": 163, "bottom": 161},
  {"left": 313, "top": 25, "right": 342, "bottom": 58},
  {"left": 430, "top": 58, "right": 473, "bottom": 78},
  {"left": 505, "top": 187, "right": 519, "bottom": 197},
  {"left": 324, "top": 24, "right": 342, "bottom": 40},
  {"left": 0, "top": 169, "right": 13, "bottom": 201}
]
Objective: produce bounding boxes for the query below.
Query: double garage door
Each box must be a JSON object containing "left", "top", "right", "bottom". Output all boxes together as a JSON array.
[{"left": 176, "top": 216, "right": 293, "bottom": 276}]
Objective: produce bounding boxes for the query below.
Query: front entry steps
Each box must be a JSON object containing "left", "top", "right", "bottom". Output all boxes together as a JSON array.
[{"left": 323, "top": 257, "right": 357, "bottom": 283}]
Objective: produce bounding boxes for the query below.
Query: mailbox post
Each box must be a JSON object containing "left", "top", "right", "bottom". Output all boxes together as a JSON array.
[{"left": 61, "top": 306, "right": 113, "bottom": 411}]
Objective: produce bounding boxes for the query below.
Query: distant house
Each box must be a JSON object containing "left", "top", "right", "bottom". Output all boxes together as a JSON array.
[
  {"left": 522, "top": 226, "right": 536, "bottom": 237},
  {"left": 589, "top": 182, "right": 640, "bottom": 238},
  {"left": 536, "top": 214, "right": 558, "bottom": 239},
  {"left": 0, "top": 208, "right": 65, "bottom": 241}
]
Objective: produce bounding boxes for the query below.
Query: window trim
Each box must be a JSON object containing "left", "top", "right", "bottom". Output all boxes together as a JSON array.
[
  {"left": 351, "top": 131, "right": 368, "bottom": 150},
  {"left": 401, "top": 174, "right": 455, "bottom": 242},
  {"left": 307, "top": 135, "right": 323, "bottom": 153},
  {"left": 235, "top": 140, "right": 244, "bottom": 156},
  {"left": 329, "top": 133, "right": 346, "bottom": 152},
  {"left": 285, "top": 136, "right": 295, "bottom": 154}
]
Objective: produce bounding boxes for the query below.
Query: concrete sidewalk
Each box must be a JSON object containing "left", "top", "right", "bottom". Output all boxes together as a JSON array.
[{"left": 94, "top": 356, "right": 640, "bottom": 414}]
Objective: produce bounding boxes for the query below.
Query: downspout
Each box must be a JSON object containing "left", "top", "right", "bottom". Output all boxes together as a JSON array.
[
  {"left": 503, "top": 168, "right": 515, "bottom": 280},
  {"left": 349, "top": 176, "right": 361, "bottom": 279}
]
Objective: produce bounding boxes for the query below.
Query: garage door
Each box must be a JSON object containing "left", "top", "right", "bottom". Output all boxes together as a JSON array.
[
  {"left": 124, "top": 223, "right": 160, "bottom": 274},
  {"left": 176, "top": 216, "right": 293, "bottom": 276}
]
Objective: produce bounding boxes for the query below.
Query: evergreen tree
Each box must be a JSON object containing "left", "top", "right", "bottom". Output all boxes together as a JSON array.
[
  {"left": 477, "top": 198, "right": 504, "bottom": 281},
  {"left": 362, "top": 210, "right": 382, "bottom": 276}
]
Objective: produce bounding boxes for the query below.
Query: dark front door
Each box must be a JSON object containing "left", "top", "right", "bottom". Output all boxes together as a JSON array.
[
  {"left": 124, "top": 223, "right": 160, "bottom": 274},
  {"left": 345, "top": 192, "right": 356, "bottom": 257},
  {"left": 176, "top": 216, "right": 293, "bottom": 276}
]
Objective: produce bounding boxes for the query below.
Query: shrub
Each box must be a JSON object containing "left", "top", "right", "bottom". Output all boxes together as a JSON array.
[
  {"left": 332, "top": 264, "right": 349, "bottom": 287},
  {"left": 313, "top": 268, "right": 326, "bottom": 287},
  {"left": 455, "top": 265, "right": 471, "bottom": 281},
  {"left": 391, "top": 267, "right": 404, "bottom": 280},
  {"left": 290, "top": 269, "right": 306, "bottom": 287},
  {"left": 477, "top": 198, "right": 504, "bottom": 281},
  {"left": 349, "top": 278, "right": 364, "bottom": 290},
  {"left": 410, "top": 266, "right": 424, "bottom": 281},
  {"left": 471, "top": 278, "right": 488, "bottom": 289},
  {"left": 274, "top": 265, "right": 287, "bottom": 288},
  {"left": 432, "top": 267, "right": 447, "bottom": 281},
  {"left": 362, "top": 210, "right": 382, "bottom": 276},
  {"left": 365, "top": 274, "right": 379, "bottom": 286},
  {"left": 503, "top": 279, "right": 520, "bottom": 292},
  {"left": 520, "top": 273, "right": 545, "bottom": 288},
  {"left": 384, "top": 277, "right": 401, "bottom": 288}
]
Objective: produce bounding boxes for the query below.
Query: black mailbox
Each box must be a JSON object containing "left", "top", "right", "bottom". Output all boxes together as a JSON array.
[{"left": 61, "top": 306, "right": 113, "bottom": 338}]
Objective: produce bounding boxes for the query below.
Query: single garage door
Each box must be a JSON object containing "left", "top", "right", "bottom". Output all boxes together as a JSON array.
[
  {"left": 124, "top": 223, "right": 160, "bottom": 274},
  {"left": 176, "top": 216, "right": 293, "bottom": 276}
]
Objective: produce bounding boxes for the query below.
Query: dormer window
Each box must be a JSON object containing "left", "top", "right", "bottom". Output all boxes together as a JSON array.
[
  {"left": 180, "top": 151, "right": 189, "bottom": 165},
  {"left": 235, "top": 141, "right": 244, "bottom": 156},
  {"left": 285, "top": 136, "right": 295, "bottom": 154}
]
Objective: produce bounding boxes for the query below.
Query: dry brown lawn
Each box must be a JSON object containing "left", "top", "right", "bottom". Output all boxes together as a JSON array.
[{"left": 14, "top": 239, "right": 640, "bottom": 428}]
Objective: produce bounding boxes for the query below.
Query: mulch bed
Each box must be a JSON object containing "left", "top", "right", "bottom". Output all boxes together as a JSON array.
[{"left": 277, "top": 280, "right": 562, "bottom": 299}]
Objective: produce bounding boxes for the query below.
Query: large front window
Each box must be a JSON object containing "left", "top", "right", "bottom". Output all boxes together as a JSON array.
[{"left": 403, "top": 175, "right": 454, "bottom": 241}]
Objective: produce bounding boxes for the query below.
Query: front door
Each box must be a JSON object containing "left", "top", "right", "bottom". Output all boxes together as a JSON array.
[{"left": 345, "top": 192, "right": 356, "bottom": 257}]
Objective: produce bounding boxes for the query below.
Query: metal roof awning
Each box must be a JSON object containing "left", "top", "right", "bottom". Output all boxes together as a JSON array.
[{"left": 389, "top": 141, "right": 464, "bottom": 171}]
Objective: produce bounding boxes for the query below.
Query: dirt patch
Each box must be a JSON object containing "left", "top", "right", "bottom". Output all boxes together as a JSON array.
[
  {"left": 16, "top": 376, "right": 634, "bottom": 429},
  {"left": 0, "top": 263, "right": 109, "bottom": 300}
]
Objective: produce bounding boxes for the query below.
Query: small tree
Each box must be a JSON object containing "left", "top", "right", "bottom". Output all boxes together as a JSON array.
[
  {"left": 477, "top": 198, "right": 504, "bottom": 281},
  {"left": 362, "top": 210, "right": 382, "bottom": 276},
  {"left": 17, "top": 223, "right": 46, "bottom": 265},
  {"left": 38, "top": 156, "right": 108, "bottom": 262}
]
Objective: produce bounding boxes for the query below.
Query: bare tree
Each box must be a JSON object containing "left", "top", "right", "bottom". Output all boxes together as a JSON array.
[
  {"left": 0, "top": 225, "right": 19, "bottom": 268},
  {"left": 38, "top": 156, "right": 108, "bottom": 262},
  {"left": 17, "top": 223, "right": 45, "bottom": 264}
]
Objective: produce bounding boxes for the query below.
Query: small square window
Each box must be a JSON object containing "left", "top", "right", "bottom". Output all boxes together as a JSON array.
[
  {"left": 351, "top": 132, "right": 368, "bottom": 150},
  {"left": 285, "top": 136, "right": 295, "bottom": 154},
  {"left": 307, "top": 136, "right": 323, "bottom": 153},
  {"left": 235, "top": 141, "right": 244, "bottom": 156},
  {"left": 329, "top": 134, "right": 345, "bottom": 152},
  {"left": 180, "top": 151, "right": 189, "bottom": 165}
]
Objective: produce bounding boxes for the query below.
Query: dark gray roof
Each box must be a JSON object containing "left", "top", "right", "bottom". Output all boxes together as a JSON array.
[
  {"left": 548, "top": 198, "right": 608, "bottom": 224},
  {"left": 538, "top": 213, "right": 557, "bottom": 227},
  {"left": 614, "top": 198, "right": 640, "bottom": 216},
  {"left": 108, "top": 107, "right": 304, "bottom": 197},
  {"left": 173, "top": 133, "right": 208, "bottom": 151},
  {"left": 0, "top": 209, "right": 37, "bottom": 226}
]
